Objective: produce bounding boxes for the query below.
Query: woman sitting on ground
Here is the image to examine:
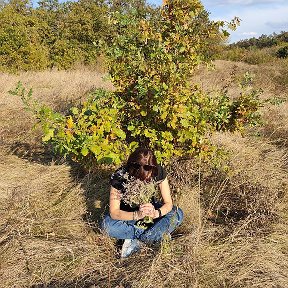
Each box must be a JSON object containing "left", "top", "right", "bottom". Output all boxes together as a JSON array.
[{"left": 101, "top": 147, "right": 184, "bottom": 258}]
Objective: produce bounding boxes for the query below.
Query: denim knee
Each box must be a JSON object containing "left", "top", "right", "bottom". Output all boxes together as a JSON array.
[
  {"left": 166, "top": 206, "right": 184, "bottom": 227},
  {"left": 101, "top": 214, "right": 111, "bottom": 234},
  {"left": 100, "top": 214, "right": 136, "bottom": 240},
  {"left": 175, "top": 207, "right": 184, "bottom": 226},
  {"left": 101, "top": 214, "right": 121, "bottom": 237},
  {"left": 139, "top": 206, "right": 184, "bottom": 244}
]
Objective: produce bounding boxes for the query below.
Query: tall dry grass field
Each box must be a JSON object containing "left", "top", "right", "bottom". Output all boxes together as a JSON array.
[{"left": 0, "top": 61, "right": 287, "bottom": 287}]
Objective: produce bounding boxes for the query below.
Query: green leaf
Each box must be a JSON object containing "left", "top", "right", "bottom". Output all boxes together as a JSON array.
[
  {"left": 90, "top": 145, "right": 101, "bottom": 155},
  {"left": 162, "top": 82, "right": 168, "bottom": 90},
  {"left": 42, "top": 129, "right": 54, "bottom": 142},
  {"left": 71, "top": 107, "right": 79, "bottom": 115},
  {"left": 223, "top": 30, "right": 230, "bottom": 37},
  {"left": 152, "top": 105, "right": 159, "bottom": 112},
  {"left": 129, "top": 141, "right": 139, "bottom": 150},
  {"left": 179, "top": 46, "right": 186, "bottom": 53},
  {"left": 180, "top": 119, "right": 189, "bottom": 128},
  {"left": 127, "top": 125, "right": 135, "bottom": 131},
  {"left": 114, "top": 128, "right": 126, "bottom": 139},
  {"left": 81, "top": 147, "right": 89, "bottom": 156}
]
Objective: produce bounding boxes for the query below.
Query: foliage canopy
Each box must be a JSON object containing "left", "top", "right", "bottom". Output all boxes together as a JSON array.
[
  {"left": 13, "top": 0, "right": 261, "bottom": 166},
  {"left": 0, "top": 0, "right": 108, "bottom": 71}
]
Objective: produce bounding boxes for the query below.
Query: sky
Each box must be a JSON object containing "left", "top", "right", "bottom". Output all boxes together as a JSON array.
[{"left": 147, "top": 0, "right": 288, "bottom": 43}]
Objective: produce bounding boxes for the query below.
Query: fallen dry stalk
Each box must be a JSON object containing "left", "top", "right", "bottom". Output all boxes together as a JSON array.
[{"left": 1, "top": 61, "right": 288, "bottom": 287}]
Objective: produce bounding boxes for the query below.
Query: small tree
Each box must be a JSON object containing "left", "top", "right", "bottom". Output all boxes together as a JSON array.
[
  {"left": 14, "top": 0, "right": 261, "bottom": 166},
  {"left": 102, "top": 0, "right": 245, "bottom": 161}
]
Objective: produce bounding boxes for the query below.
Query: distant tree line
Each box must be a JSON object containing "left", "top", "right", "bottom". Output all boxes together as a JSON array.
[
  {"left": 230, "top": 31, "right": 288, "bottom": 50},
  {"left": 0, "top": 0, "right": 159, "bottom": 72},
  {"left": 0, "top": 0, "right": 228, "bottom": 72},
  {"left": 216, "top": 31, "right": 288, "bottom": 63},
  {"left": 0, "top": 0, "right": 113, "bottom": 71}
]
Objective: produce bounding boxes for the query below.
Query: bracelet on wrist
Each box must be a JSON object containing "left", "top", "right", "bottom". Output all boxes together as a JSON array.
[
  {"left": 157, "top": 208, "right": 162, "bottom": 218},
  {"left": 133, "top": 211, "right": 138, "bottom": 221}
]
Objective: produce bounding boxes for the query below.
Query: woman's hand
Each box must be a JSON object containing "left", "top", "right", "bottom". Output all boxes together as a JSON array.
[
  {"left": 134, "top": 209, "right": 146, "bottom": 220},
  {"left": 139, "top": 203, "right": 158, "bottom": 219}
]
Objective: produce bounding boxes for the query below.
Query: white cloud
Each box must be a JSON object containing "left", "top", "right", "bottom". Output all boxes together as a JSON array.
[
  {"left": 240, "top": 32, "right": 258, "bottom": 36},
  {"left": 148, "top": 0, "right": 288, "bottom": 43},
  {"left": 208, "top": 4, "right": 288, "bottom": 42}
]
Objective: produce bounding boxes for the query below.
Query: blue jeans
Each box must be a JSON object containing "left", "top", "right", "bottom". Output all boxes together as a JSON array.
[{"left": 101, "top": 206, "right": 184, "bottom": 244}]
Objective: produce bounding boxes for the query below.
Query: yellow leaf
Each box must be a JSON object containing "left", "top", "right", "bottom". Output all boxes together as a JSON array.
[
  {"left": 81, "top": 147, "right": 89, "bottom": 156},
  {"left": 42, "top": 129, "right": 54, "bottom": 142},
  {"left": 66, "top": 116, "right": 74, "bottom": 129},
  {"left": 161, "top": 111, "right": 168, "bottom": 120},
  {"left": 90, "top": 145, "right": 101, "bottom": 155}
]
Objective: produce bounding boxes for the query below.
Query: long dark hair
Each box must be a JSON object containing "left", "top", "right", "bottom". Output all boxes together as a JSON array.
[{"left": 127, "top": 147, "right": 158, "bottom": 181}]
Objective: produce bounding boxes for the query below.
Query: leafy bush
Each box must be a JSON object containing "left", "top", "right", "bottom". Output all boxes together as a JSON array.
[
  {"left": 220, "top": 47, "right": 246, "bottom": 62},
  {"left": 10, "top": 83, "right": 134, "bottom": 165},
  {"left": 101, "top": 0, "right": 243, "bottom": 162},
  {"left": 220, "top": 46, "right": 274, "bottom": 64},
  {"left": 0, "top": 0, "right": 50, "bottom": 72},
  {"left": 219, "top": 31, "right": 288, "bottom": 63},
  {"left": 13, "top": 0, "right": 262, "bottom": 167},
  {"left": 276, "top": 46, "right": 288, "bottom": 59},
  {"left": 243, "top": 48, "right": 274, "bottom": 65},
  {"left": 0, "top": 0, "right": 107, "bottom": 71}
]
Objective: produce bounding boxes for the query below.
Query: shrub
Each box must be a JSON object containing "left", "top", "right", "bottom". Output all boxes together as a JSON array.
[
  {"left": 13, "top": 0, "right": 262, "bottom": 167},
  {"left": 276, "top": 46, "right": 288, "bottom": 59},
  {"left": 220, "top": 46, "right": 246, "bottom": 62},
  {"left": 0, "top": 0, "right": 50, "bottom": 72},
  {"left": 243, "top": 48, "right": 274, "bottom": 65},
  {"left": 0, "top": 0, "right": 107, "bottom": 71},
  {"left": 101, "top": 0, "right": 244, "bottom": 162},
  {"left": 220, "top": 46, "right": 274, "bottom": 64}
]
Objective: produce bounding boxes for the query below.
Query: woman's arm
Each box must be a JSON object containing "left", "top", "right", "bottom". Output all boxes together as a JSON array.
[
  {"left": 157, "top": 177, "right": 173, "bottom": 216},
  {"left": 109, "top": 186, "right": 144, "bottom": 221}
]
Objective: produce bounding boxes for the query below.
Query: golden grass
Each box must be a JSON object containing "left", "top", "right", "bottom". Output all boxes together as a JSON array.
[
  {"left": 0, "top": 61, "right": 288, "bottom": 287},
  {"left": 0, "top": 68, "right": 113, "bottom": 158},
  {"left": 193, "top": 59, "right": 288, "bottom": 100}
]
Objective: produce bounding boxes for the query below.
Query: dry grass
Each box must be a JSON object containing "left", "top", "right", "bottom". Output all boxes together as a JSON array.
[
  {"left": 193, "top": 59, "right": 288, "bottom": 100},
  {"left": 0, "top": 61, "right": 288, "bottom": 287},
  {"left": 0, "top": 68, "right": 113, "bottom": 158}
]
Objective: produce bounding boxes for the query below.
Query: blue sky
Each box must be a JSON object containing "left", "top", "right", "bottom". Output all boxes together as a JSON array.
[{"left": 147, "top": 0, "right": 288, "bottom": 43}]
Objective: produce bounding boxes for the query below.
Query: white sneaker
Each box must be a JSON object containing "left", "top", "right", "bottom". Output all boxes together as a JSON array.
[{"left": 121, "top": 239, "right": 141, "bottom": 258}]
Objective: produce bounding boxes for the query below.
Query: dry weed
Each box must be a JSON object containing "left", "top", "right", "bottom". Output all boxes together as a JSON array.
[
  {"left": 1, "top": 62, "right": 288, "bottom": 287},
  {"left": 193, "top": 59, "right": 288, "bottom": 100},
  {"left": 0, "top": 68, "right": 113, "bottom": 160},
  {"left": 0, "top": 150, "right": 116, "bottom": 287}
]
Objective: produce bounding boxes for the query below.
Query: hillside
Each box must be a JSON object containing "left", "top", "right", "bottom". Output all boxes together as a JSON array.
[
  {"left": 0, "top": 60, "right": 288, "bottom": 287},
  {"left": 219, "top": 31, "right": 288, "bottom": 65}
]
